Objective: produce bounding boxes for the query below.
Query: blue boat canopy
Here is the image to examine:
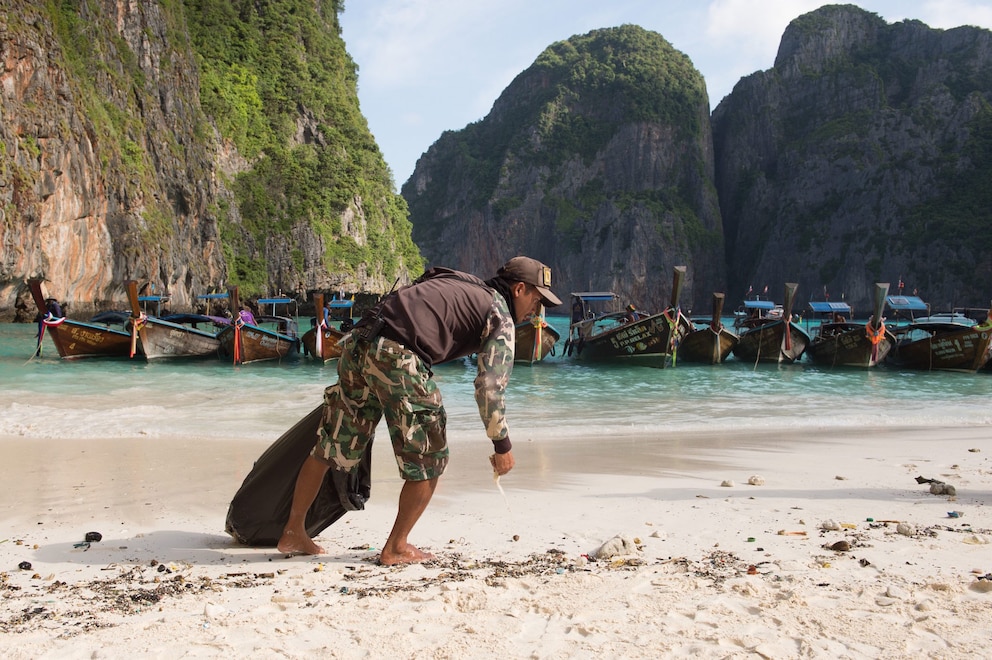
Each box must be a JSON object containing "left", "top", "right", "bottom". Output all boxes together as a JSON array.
[
  {"left": 808, "top": 301, "right": 851, "bottom": 313},
  {"left": 257, "top": 297, "right": 295, "bottom": 305},
  {"left": 138, "top": 295, "right": 169, "bottom": 303},
  {"left": 571, "top": 292, "right": 618, "bottom": 302},
  {"left": 198, "top": 292, "right": 229, "bottom": 300},
  {"left": 742, "top": 300, "right": 776, "bottom": 310},
  {"left": 327, "top": 299, "right": 354, "bottom": 308},
  {"left": 886, "top": 295, "right": 928, "bottom": 311}
]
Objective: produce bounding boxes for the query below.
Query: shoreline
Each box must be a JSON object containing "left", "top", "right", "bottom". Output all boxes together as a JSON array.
[{"left": 2, "top": 425, "right": 991, "bottom": 657}]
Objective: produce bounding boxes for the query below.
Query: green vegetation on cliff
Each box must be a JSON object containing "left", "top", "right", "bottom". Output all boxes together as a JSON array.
[
  {"left": 903, "top": 103, "right": 992, "bottom": 282},
  {"left": 45, "top": 0, "right": 181, "bottom": 246},
  {"left": 406, "top": 24, "right": 709, "bottom": 245},
  {"left": 185, "top": 0, "right": 422, "bottom": 293}
]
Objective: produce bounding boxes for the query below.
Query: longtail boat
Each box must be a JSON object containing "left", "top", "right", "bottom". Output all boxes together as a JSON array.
[
  {"left": 564, "top": 266, "right": 692, "bottom": 367},
  {"left": 301, "top": 293, "right": 352, "bottom": 364},
  {"left": 28, "top": 279, "right": 131, "bottom": 359},
  {"left": 514, "top": 311, "right": 561, "bottom": 365},
  {"left": 732, "top": 282, "right": 810, "bottom": 364},
  {"left": 217, "top": 287, "right": 300, "bottom": 365},
  {"left": 124, "top": 281, "right": 226, "bottom": 360},
  {"left": 806, "top": 283, "right": 895, "bottom": 368},
  {"left": 679, "top": 292, "right": 739, "bottom": 364},
  {"left": 885, "top": 295, "right": 992, "bottom": 373}
]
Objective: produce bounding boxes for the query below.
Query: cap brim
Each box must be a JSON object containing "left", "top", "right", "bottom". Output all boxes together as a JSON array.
[{"left": 536, "top": 286, "right": 562, "bottom": 307}]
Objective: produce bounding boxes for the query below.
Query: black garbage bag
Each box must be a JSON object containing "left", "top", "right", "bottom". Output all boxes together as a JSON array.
[{"left": 225, "top": 404, "right": 372, "bottom": 546}]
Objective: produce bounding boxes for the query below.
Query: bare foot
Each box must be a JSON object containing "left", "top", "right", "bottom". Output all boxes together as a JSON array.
[
  {"left": 378, "top": 543, "right": 435, "bottom": 566},
  {"left": 276, "top": 529, "right": 325, "bottom": 555}
]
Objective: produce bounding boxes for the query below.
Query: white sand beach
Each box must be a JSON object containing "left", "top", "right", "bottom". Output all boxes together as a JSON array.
[{"left": 2, "top": 425, "right": 991, "bottom": 658}]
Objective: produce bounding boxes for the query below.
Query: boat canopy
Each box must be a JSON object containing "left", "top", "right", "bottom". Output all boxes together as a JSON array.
[
  {"left": 914, "top": 312, "right": 973, "bottom": 325},
  {"left": 808, "top": 301, "right": 852, "bottom": 314},
  {"left": 886, "top": 295, "right": 928, "bottom": 311},
  {"left": 162, "top": 313, "right": 230, "bottom": 326},
  {"left": 137, "top": 294, "right": 170, "bottom": 315},
  {"left": 570, "top": 292, "right": 618, "bottom": 302},
  {"left": 258, "top": 297, "right": 298, "bottom": 316},
  {"left": 198, "top": 292, "right": 229, "bottom": 300},
  {"left": 742, "top": 300, "right": 776, "bottom": 310},
  {"left": 327, "top": 299, "right": 354, "bottom": 309}
]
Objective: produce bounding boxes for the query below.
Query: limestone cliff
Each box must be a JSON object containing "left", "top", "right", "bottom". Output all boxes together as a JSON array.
[
  {"left": 713, "top": 4, "right": 992, "bottom": 312},
  {"left": 403, "top": 25, "right": 724, "bottom": 314},
  {"left": 0, "top": 0, "right": 420, "bottom": 321}
]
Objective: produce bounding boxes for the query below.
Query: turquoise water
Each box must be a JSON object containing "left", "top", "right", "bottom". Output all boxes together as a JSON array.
[{"left": 2, "top": 315, "right": 992, "bottom": 445}]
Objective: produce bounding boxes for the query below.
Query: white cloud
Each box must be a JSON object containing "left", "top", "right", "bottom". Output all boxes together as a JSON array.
[
  {"left": 704, "top": 0, "right": 823, "bottom": 44},
  {"left": 919, "top": 0, "right": 992, "bottom": 29},
  {"left": 698, "top": 0, "right": 821, "bottom": 102},
  {"left": 345, "top": 0, "right": 538, "bottom": 90}
]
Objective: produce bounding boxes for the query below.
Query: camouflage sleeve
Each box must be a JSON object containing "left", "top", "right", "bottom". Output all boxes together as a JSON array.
[{"left": 474, "top": 293, "right": 515, "bottom": 451}]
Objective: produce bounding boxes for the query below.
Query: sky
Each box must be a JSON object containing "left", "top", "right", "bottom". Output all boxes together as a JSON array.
[{"left": 339, "top": 1, "right": 992, "bottom": 189}]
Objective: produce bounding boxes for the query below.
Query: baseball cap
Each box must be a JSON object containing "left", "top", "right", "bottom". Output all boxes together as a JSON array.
[{"left": 497, "top": 256, "right": 562, "bottom": 307}]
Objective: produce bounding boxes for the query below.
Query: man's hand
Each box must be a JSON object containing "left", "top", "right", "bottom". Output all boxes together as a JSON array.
[{"left": 490, "top": 450, "right": 515, "bottom": 476}]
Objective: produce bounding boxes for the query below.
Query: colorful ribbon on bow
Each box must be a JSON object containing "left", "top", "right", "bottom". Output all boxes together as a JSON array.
[
  {"left": 233, "top": 316, "right": 245, "bottom": 364},
  {"left": 129, "top": 313, "right": 147, "bottom": 358},
  {"left": 35, "top": 311, "right": 66, "bottom": 356}
]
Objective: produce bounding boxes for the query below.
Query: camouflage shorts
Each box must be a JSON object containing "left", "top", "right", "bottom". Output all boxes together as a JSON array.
[{"left": 313, "top": 335, "right": 448, "bottom": 481}]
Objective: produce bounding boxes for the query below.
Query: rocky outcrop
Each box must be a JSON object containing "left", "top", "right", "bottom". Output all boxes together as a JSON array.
[
  {"left": 403, "top": 25, "right": 724, "bottom": 314},
  {"left": 713, "top": 4, "right": 992, "bottom": 312},
  {"left": 0, "top": 0, "right": 227, "bottom": 319},
  {"left": 0, "top": 0, "right": 419, "bottom": 321}
]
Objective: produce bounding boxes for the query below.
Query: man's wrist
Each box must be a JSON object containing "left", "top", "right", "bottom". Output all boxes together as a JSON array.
[{"left": 492, "top": 437, "right": 512, "bottom": 454}]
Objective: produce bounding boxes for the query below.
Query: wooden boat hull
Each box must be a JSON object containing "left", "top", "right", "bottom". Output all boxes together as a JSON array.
[
  {"left": 679, "top": 327, "right": 739, "bottom": 364},
  {"left": 301, "top": 326, "right": 346, "bottom": 363},
  {"left": 514, "top": 319, "right": 560, "bottom": 364},
  {"left": 567, "top": 313, "right": 692, "bottom": 366},
  {"left": 43, "top": 319, "right": 132, "bottom": 359},
  {"left": 133, "top": 318, "right": 222, "bottom": 360},
  {"left": 29, "top": 279, "right": 132, "bottom": 359},
  {"left": 125, "top": 282, "right": 223, "bottom": 360},
  {"left": 218, "top": 325, "right": 300, "bottom": 364},
  {"left": 732, "top": 320, "right": 810, "bottom": 364},
  {"left": 807, "top": 323, "right": 895, "bottom": 368},
  {"left": 887, "top": 323, "right": 992, "bottom": 373}
]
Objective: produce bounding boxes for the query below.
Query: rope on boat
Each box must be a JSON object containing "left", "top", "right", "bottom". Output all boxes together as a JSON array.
[
  {"left": 663, "top": 308, "right": 681, "bottom": 367},
  {"left": 129, "top": 313, "right": 147, "bottom": 358}
]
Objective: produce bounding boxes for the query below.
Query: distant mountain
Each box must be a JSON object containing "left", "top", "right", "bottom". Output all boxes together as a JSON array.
[
  {"left": 406, "top": 7, "right": 992, "bottom": 314},
  {"left": 713, "top": 4, "right": 992, "bottom": 312},
  {"left": 403, "top": 24, "right": 724, "bottom": 313}
]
